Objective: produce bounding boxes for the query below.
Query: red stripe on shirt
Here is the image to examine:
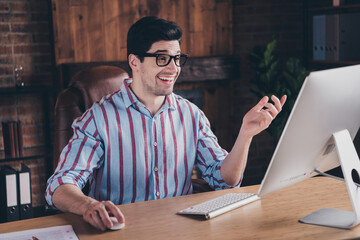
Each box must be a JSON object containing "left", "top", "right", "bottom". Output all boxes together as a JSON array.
[
  {"left": 199, "top": 120, "right": 226, "bottom": 156},
  {"left": 124, "top": 83, "right": 138, "bottom": 201},
  {"left": 199, "top": 139, "right": 219, "bottom": 162},
  {"left": 134, "top": 104, "right": 149, "bottom": 201},
  {"left": 68, "top": 115, "right": 93, "bottom": 170},
  {"left": 76, "top": 108, "right": 91, "bottom": 123},
  {"left": 126, "top": 107, "right": 137, "bottom": 203},
  {"left": 93, "top": 155, "right": 104, "bottom": 201},
  {"left": 124, "top": 81, "right": 135, "bottom": 104},
  {"left": 70, "top": 136, "right": 88, "bottom": 170},
  {"left": 160, "top": 113, "right": 168, "bottom": 197},
  {"left": 185, "top": 101, "right": 197, "bottom": 194},
  {"left": 196, "top": 151, "right": 207, "bottom": 168},
  {"left": 55, "top": 111, "right": 91, "bottom": 175},
  {"left": 75, "top": 141, "right": 100, "bottom": 182},
  {"left": 110, "top": 98, "right": 124, "bottom": 203},
  {"left": 100, "top": 104, "right": 111, "bottom": 200},
  {"left": 168, "top": 109, "right": 178, "bottom": 197}
]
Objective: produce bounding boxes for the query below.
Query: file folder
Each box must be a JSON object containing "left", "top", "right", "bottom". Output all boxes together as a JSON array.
[
  {"left": 0, "top": 166, "right": 19, "bottom": 222},
  {"left": 1, "top": 122, "right": 16, "bottom": 158},
  {"left": 17, "top": 164, "right": 33, "bottom": 220},
  {"left": 325, "top": 14, "right": 339, "bottom": 61},
  {"left": 312, "top": 15, "right": 326, "bottom": 60},
  {"left": 339, "top": 12, "right": 360, "bottom": 61}
]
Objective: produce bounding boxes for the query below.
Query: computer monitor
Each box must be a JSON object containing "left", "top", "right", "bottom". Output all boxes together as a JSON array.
[
  {"left": 258, "top": 65, "right": 360, "bottom": 229},
  {"left": 256, "top": 64, "right": 360, "bottom": 228}
]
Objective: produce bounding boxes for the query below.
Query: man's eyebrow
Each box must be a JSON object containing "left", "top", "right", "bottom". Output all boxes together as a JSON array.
[{"left": 153, "top": 50, "right": 181, "bottom": 54}]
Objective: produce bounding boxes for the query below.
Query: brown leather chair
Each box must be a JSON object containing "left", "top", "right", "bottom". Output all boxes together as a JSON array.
[
  {"left": 53, "top": 65, "right": 212, "bottom": 193},
  {"left": 53, "top": 65, "right": 129, "bottom": 170}
]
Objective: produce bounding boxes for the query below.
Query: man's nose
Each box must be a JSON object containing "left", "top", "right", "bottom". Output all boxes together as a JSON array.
[{"left": 166, "top": 58, "right": 178, "bottom": 71}]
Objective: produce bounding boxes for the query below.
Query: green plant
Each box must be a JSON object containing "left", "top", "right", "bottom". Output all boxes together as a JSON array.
[{"left": 249, "top": 39, "right": 309, "bottom": 141}]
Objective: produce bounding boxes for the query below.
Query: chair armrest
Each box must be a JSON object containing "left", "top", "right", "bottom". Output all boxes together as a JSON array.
[{"left": 191, "top": 178, "right": 214, "bottom": 194}]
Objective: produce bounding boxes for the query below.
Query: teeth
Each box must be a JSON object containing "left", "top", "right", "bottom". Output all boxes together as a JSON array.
[{"left": 159, "top": 77, "right": 174, "bottom": 81}]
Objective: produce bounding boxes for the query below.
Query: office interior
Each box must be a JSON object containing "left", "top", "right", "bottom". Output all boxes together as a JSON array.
[{"left": 1, "top": 0, "right": 360, "bottom": 222}]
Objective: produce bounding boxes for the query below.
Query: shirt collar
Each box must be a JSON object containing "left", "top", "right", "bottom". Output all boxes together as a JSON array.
[
  {"left": 121, "top": 79, "right": 138, "bottom": 108},
  {"left": 120, "top": 78, "right": 177, "bottom": 111}
]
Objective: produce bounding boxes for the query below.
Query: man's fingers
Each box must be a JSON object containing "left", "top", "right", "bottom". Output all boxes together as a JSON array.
[
  {"left": 252, "top": 96, "right": 269, "bottom": 112},
  {"left": 85, "top": 212, "right": 106, "bottom": 231},
  {"left": 254, "top": 95, "right": 286, "bottom": 113},
  {"left": 104, "top": 201, "right": 125, "bottom": 224},
  {"left": 270, "top": 95, "right": 282, "bottom": 112},
  {"left": 96, "top": 202, "right": 113, "bottom": 229},
  {"left": 269, "top": 94, "right": 287, "bottom": 114},
  {"left": 264, "top": 102, "right": 278, "bottom": 118},
  {"left": 280, "top": 95, "right": 287, "bottom": 106},
  {"left": 83, "top": 201, "right": 123, "bottom": 231}
]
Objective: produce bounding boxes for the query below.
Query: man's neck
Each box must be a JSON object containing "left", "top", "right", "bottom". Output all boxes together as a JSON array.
[
  {"left": 129, "top": 82, "right": 166, "bottom": 116},
  {"left": 142, "top": 96, "right": 166, "bottom": 116}
]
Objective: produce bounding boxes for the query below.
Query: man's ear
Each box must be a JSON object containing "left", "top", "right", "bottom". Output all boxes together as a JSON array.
[{"left": 128, "top": 54, "right": 139, "bottom": 72}]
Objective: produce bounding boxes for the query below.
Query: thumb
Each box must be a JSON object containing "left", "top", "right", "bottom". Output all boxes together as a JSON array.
[{"left": 252, "top": 96, "right": 269, "bottom": 112}]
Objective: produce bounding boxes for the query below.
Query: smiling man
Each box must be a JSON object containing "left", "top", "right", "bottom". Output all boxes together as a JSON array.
[{"left": 45, "top": 16, "right": 286, "bottom": 231}]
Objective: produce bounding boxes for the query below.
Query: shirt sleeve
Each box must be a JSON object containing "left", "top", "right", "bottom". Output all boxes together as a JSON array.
[
  {"left": 195, "top": 111, "right": 242, "bottom": 190},
  {"left": 45, "top": 109, "right": 104, "bottom": 208}
]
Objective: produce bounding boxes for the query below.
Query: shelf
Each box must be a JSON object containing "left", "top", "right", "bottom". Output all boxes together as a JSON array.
[
  {"left": 309, "top": 60, "right": 360, "bottom": 65},
  {"left": 309, "top": 4, "right": 360, "bottom": 14},
  {"left": 307, "top": 60, "right": 360, "bottom": 70},
  {"left": 0, "top": 85, "right": 52, "bottom": 96},
  {"left": 0, "top": 147, "right": 51, "bottom": 163},
  {"left": 306, "top": 0, "right": 360, "bottom": 69}
]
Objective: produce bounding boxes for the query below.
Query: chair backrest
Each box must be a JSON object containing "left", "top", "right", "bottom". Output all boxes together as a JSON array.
[{"left": 53, "top": 65, "right": 129, "bottom": 170}]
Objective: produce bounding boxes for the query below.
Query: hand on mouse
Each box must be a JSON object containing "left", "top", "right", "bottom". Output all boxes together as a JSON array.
[
  {"left": 108, "top": 216, "right": 125, "bottom": 230},
  {"left": 82, "top": 200, "right": 125, "bottom": 231}
]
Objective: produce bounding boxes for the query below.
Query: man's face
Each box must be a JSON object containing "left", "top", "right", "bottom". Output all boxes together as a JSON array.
[{"left": 137, "top": 40, "right": 181, "bottom": 97}]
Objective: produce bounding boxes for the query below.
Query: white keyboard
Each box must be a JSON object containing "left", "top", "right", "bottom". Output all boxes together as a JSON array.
[{"left": 177, "top": 193, "right": 259, "bottom": 219}]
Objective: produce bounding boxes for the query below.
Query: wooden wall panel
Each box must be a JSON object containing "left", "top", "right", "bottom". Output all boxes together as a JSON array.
[
  {"left": 53, "top": 0, "right": 74, "bottom": 62},
  {"left": 103, "top": 0, "right": 121, "bottom": 60},
  {"left": 71, "top": 4, "right": 90, "bottom": 62},
  {"left": 51, "top": 0, "right": 233, "bottom": 64}
]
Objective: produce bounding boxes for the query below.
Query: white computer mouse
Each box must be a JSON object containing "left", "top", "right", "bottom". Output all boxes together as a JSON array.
[{"left": 108, "top": 216, "right": 125, "bottom": 230}]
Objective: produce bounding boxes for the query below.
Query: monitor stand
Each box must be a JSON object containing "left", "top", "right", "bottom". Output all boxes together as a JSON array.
[{"left": 299, "top": 129, "right": 360, "bottom": 229}]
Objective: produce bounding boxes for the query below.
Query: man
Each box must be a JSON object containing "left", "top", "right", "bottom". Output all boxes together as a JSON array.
[{"left": 46, "top": 16, "right": 286, "bottom": 231}]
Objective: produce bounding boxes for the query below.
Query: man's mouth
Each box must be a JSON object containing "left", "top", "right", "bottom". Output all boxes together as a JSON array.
[{"left": 158, "top": 76, "right": 176, "bottom": 82}]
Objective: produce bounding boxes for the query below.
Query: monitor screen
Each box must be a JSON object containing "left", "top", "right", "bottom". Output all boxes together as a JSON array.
[{"left": 258, "top": 64, "right": 360, "bottom": 197}]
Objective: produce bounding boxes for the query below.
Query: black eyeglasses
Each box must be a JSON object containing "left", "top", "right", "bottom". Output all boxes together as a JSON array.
[{"left": 137, "top": 53, "right": 188, "bottom": 67}]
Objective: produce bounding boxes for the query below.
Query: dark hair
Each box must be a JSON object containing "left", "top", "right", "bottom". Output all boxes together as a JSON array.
[{"left": 127, "top": 16, "right": 182, "bottom": 61}]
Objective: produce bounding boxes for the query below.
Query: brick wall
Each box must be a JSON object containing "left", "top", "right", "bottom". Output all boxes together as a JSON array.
[
  {"left": 0, "top": 0, "right": 53, "bottom": 207},
  {"left": 232, "top": 0, "right": 304, "bottom": 186}
]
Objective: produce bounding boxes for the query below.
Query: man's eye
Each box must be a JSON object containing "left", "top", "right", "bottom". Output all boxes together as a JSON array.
[{"left": 158, "top": 56, "right": 168, "bottom": 62}]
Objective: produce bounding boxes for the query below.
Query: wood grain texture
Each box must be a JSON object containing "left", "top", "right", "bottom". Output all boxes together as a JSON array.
[
  {"left": 1, "top": 177, "right": 359, "bottom": 239},
  {"left": 51, "top": 0, "right": 233, "bottom": 64}
]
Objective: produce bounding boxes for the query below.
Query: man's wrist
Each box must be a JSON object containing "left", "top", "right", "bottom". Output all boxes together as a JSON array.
[
  {"left": 78, "top": 196, "right": 98, "bottom": 215},
  {"left": 238, "top": 127, "right": 253, "bottom": 144}
]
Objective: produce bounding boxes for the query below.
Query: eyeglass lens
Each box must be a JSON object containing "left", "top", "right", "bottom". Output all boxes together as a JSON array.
[{"left": 157, "top": 55, "right": 187, "bottom": 67}]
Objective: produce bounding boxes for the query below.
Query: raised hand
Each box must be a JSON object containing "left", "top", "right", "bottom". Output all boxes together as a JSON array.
[{"left": 240, "top": 95, "right": 287, "bottom": 139}]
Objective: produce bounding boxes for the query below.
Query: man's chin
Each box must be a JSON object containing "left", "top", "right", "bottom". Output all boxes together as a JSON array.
[{"left": 156, "top": 88, "right": 174, "bottom": 96}]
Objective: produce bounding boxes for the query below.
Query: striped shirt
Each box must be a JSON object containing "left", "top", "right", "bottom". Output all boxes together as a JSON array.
[{"left": 46, "top": 79, "right": 239, "bottom": 207}]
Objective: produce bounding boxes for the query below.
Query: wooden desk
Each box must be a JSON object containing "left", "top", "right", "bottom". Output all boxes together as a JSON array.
[{"left": 0, "top": 177, "right": 359, "bottom": 239}]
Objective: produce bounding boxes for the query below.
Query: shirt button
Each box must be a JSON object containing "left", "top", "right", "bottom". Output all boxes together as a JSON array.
[
  {"left": 156, "top": 192, "right": 160, "bottom": 196},
  {"left": 154, "top": 142, "right": 157, "bottom": 147},
  {"left": 154, "top": 167, "right": 158, "bottom": 172}
]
